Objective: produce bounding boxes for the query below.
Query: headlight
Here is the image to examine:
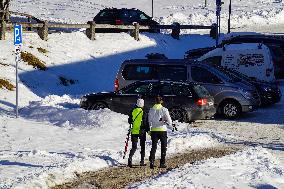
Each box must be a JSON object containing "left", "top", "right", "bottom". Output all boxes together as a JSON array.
[{"left": 239, "top": 89, "right": 253, "bottom": 99}]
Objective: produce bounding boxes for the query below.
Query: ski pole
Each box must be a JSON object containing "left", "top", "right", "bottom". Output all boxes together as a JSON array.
[{"left": 123, "top": 124, "right": 132, "bottom": 159}]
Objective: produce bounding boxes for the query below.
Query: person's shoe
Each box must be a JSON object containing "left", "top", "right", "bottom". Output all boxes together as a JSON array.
[
  {"left": 128, "top": 158, "right": 132, "bottom": 168},
  {"left": 140, "top": 160, "right": 146, "bottom": 166},
  {"left": 150, "top": 162, "right": 154, "bottom": 169},
  {"left": 159, "top": 164, "right": 167, "bottom": 168}
]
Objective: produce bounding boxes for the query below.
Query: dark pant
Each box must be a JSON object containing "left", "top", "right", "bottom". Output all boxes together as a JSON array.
[
  {"left": 129, "top": 130, "right": 146, "bottom": 161},
  {"left": 149, "top": 131, "right": 167, "bottom": 165}
]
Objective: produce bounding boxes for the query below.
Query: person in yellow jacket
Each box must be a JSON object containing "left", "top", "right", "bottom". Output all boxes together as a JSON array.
[
  {"left": 148, "top": 95, "right": 173, "bottom": 169},
  {"left": 128, "top": 98, "right": 149, "bottom": 167}
]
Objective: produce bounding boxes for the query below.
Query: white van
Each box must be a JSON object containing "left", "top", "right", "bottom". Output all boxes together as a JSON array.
[{"left": 197, "top": 43, "right": 276, "bottom": 82}]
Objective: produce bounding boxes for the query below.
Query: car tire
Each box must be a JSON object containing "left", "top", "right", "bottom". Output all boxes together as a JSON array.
[
  {"left": 221, "top": 100, "right": 241, "bottom": 119},
  {"left": 89, "top": 102, "right": 108, "bottom": 110},
  {"left": 170, "top": 108, "right": 188, "bottom": 122}
]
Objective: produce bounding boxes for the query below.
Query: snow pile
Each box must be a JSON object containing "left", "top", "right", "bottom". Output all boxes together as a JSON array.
[
  {"left": 20, "top": 95, "right": 128, "bottom": 128},
  {"left": 131, "top": 147, "right": 284, "bottom": 189}
]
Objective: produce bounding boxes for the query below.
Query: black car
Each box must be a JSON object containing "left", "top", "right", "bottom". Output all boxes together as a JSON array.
[
  {"left": 214, "top": 66, "right": 282, "bottom": 106},
  {"left": 80, "top": 80, "right": 216, "bottom": 122},
  {"left": 93, "top": 8, "right": 159, "bottom": 33}
]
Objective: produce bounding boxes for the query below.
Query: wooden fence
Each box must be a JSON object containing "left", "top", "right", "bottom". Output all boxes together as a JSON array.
[{"left": 0, "top": 17, "right": 214, "bottom": 41}]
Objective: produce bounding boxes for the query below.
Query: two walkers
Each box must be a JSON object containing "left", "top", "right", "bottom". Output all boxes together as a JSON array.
[{"left": 127, "top": 96, "right": 173, "bottom": 169}]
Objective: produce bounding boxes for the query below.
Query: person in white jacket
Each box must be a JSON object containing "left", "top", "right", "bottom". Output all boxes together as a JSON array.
[{"left": 148, "top": 95, "right": 173, "bottom": 169}]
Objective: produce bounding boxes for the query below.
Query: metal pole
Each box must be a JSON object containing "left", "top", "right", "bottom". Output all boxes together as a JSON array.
[
  {"left": 15, "top": 51, "right": 19, "bottom": 118},
  {"left": 228, "top": 0, "right": 232, "bottom": 33},
  {"left": 205, "top": 0, "right": 207, "bottom": 7},
  {"left": 216, "top": 16, "right": 219, "bottom": 46},
  {"left": 151, "top": 0, "right": 153, "bottom": 17}
]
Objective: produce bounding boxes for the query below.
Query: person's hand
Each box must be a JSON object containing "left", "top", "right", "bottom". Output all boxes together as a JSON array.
[{"left": 172, "top": 124, "right": 178, "bottom": 132}]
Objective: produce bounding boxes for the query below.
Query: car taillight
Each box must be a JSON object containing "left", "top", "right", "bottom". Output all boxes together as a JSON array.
[
  {"left": 196, "top": 98, "right": 207, "bottom": 106},
  {"left": 115, "top": 19, "right": 123, "bottom": 25},
  {"left": 114, "top": 78, "right": 119, "bottom": 91}
]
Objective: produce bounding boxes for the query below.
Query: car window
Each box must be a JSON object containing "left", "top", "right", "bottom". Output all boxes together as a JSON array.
[
  {"left": 149, "top": 83, "right": 159, "bottom": 95},
  {"left": 204, "top": 56, "right": 222, "bottom": 66},
  {"left": 139, "top": 12, "right": 149, "bottom": 20},
  {"left": 191, "top": 66, "right": 222, "bottom": 84},
  {"left": 171, "top": 84, "right": 193, "bottom": 96},
  {"left": 98, "top": 10, "right": 115, "bottom": 18},
  {"left": 122, "top": 83, "right": 149, "bottom": 94},
  {"left": 129, "top": 10, "right": 138, "bottom": 19},
  {"left": 159, "top": 83, "right": 172, "bottom": 95},
  {"left": 193, "top": 85, "right": 211, "bottom": 97},
  {"left": 120, "top": 10, "right": 129, "bottom": 18},
  {"left": 122, "top": 65, "right": 156, "bottom": 80},
  {"left": 156, "top": 65, "right": 187, "bottom": 81},
  {"left": 149, "top": 83, "right": 172, "bottom": 95}
]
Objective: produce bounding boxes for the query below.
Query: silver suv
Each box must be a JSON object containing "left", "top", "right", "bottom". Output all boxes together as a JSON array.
[{"left": 115, "top": 59, "right": 261, "bottom": 118}]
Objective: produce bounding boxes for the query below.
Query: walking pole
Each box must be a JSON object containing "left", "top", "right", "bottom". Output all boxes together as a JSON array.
[{"left": 123, "top": 124, "right": 132, "bottom": 159}]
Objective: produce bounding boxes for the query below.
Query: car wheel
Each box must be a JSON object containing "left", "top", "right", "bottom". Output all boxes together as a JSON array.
[
  {"left": 90, "top": 102, "right": 108, "bottom": 110},
  {"left": 221, "top": 100, "right": 241, "bottom": 119},
  {"left": 170, "top": 108, "right": 187, "bottom": 122}
]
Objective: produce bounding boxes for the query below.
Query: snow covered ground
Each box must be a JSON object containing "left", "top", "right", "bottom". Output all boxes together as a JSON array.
[{"left": 1, "top": 0, "right": 284, "bottom": 188}]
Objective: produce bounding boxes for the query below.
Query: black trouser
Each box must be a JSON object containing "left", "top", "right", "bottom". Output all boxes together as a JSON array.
[
  {"left": 149, "top": 131, "right": 167, "bottom": 165},
  {"left": 129, "top": 130, "right": 146, "bottom": 161}
]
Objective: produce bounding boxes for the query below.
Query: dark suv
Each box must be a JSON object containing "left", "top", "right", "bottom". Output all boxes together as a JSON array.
[
  {"left": 93, "top": 8, "right": 159, "bottom": 32},
  {"left": 80, "top": 80, "right": 215, "bottom": 122},
  {"left": 214, "top": 66, "right": 282, "bottom": 106}
]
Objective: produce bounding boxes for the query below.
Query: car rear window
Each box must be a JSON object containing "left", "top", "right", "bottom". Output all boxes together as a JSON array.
[
  {"left": 97, "top": 10, "right": 115, "bottom": 18},
  {"left": 193, "top": 85, "right": 210, "bottom": 97},
  {"left": 122, "top": 64, "right": 187, "bottom": 81},
  {"left": 122, "top": 65, "right": 156, "bottom": 80}
]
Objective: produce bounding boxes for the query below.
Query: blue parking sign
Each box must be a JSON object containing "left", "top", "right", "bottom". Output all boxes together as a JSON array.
[{"left": 14, "top": 24, "right": 23, "bottom": 46}]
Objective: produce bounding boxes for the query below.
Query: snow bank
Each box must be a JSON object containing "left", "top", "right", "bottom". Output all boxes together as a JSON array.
[{"left": 20, "top": 95, "right": 128, "bottom": 128}]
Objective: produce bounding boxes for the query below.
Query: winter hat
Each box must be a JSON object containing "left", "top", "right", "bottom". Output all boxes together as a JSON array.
[{"left": 136, "top": 98, "right": 144, "bottom": 108}]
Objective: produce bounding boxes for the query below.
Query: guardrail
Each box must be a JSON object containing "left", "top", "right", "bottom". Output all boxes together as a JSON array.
[{"left": 0, "top": 20, "right": 215, "bottom": 41}]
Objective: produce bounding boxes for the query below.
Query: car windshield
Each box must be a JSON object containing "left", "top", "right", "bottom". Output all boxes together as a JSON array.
[
  {"left": 214, "top": 67, "right": 243, "bottom": 82},
  {"left": 223, "top": 67, "right": 258, "bottom": 82},
  {"left": 193, "top": 85, "right": 210, "bottom": 97}
]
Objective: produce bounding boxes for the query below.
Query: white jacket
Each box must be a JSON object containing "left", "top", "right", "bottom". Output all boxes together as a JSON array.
[{"left": 148, "top": 104, "right": 172, "bottom": 132}]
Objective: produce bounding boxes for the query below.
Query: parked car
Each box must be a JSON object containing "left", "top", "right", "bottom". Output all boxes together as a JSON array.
[
  {"left": 93, "top": 8, "right": 159, "bottom": 33},
  {"left": 80, "top": 80, "right": 216, "bottom": 122},
  {"left": 212, "top": 66, "right": 282, "bottom": 106},
  {"left": 197, "top": 43, "right": 276, "bottom": 83},
  {"left": 115, "top": 59, "right": 261, "bottom": 118},
  {"left": 185, "top": 34, "right": 284, "bottom": 78}
]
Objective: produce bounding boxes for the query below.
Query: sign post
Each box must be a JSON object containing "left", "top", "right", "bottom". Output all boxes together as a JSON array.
[
  {"left": 14, "top": 24, "right": 22, "bottom": 118},
  {"left": 228, "top": 0, "right": 232, "bottom": 33},
  {"left": 216, "top": 0, "right": 222, "bottom": 46}
]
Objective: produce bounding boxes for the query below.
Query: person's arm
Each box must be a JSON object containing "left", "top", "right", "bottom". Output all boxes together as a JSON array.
[
  {"left": 128, "top": 108, "right": 133, "bottom": 124},
  {"left": 143, "top": 111, "right": 150, "bottom": 132},
  {"left": 164, "top": 108, "right": 173, "bottom": 128}
]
